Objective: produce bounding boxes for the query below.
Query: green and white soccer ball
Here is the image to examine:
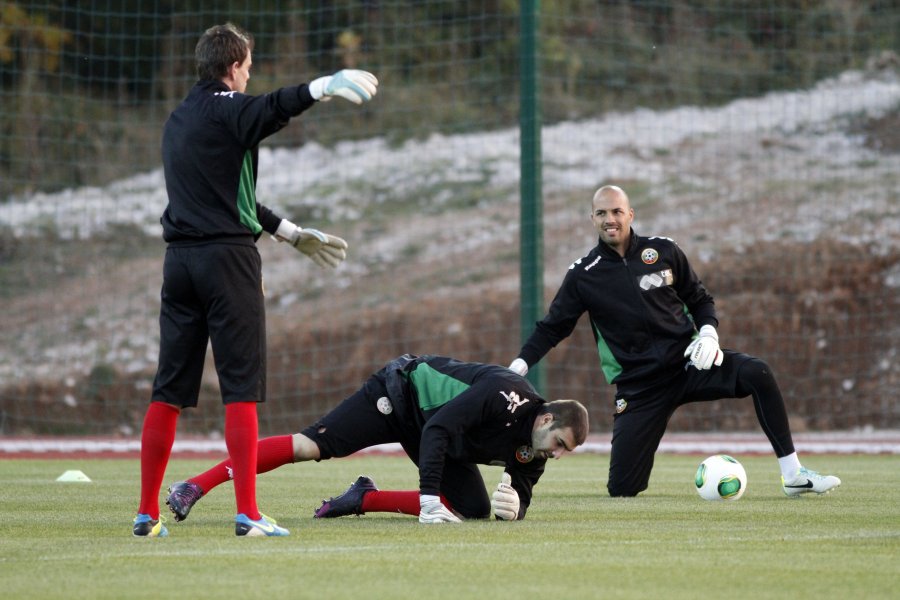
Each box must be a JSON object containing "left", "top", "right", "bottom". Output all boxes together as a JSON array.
[{"left": 695, "top": 454, "right": 747, "bottom": 501}]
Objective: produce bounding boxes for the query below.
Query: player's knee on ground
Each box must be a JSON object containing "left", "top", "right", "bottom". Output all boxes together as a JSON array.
[
  {"left": 607, "top": 462, "right": 651, "bottom": 497},
  {"left": 451, "top": 496, "right": 491, "bottom": 519},
  {"left": 441, "top": 486, "right": 490, "bottom": 518},
  {"left": 607, "top": 480, "right": 646, "bottom": 498}
]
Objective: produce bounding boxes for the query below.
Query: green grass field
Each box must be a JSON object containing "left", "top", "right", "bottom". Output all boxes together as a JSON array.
[{"left": 1, "top": 454, "right": 897, "bottom": 599}]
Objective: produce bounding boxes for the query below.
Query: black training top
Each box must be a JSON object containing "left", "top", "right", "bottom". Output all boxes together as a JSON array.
[
  {"left": 384, "top": 354, "right": 548, "bottom": 518},
  {"left": 518, "top": 230, "right": 718, "bottom": 394},
  {"left": 160, "top": 79, "right": 316, "bottom": 245}
]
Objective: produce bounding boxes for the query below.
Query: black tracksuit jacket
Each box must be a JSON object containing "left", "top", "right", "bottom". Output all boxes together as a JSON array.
[
  {"left": 160, "top": 79, "right": 317, "bottom": 245},
  {"left": 518, "top": 230, "right": 718, "bottom": 395},
  {"left": 383, "top": 355, "right": 548, "bottom": 517}
]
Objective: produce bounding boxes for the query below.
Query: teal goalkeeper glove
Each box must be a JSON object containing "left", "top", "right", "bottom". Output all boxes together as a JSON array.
[{"left": 308, "top": 70, "right": 378, "bottom": 104}]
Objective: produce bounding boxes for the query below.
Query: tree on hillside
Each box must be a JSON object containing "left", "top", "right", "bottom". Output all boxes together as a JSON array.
[{"left": 0, "top": 2, "right": 72, "bottom": 194}]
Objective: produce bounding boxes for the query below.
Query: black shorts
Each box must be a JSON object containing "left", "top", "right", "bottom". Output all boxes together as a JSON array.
[
  {"left": 607, "top": 350, "right": 755, "bottom": 497},
  {"left": 301, "top": 373, "right": 414, "bottom": 458},
  {"left": 151, "top": 243, "right": 266, "bottom": 407},
  {"left": 302, "top": 370, "right": 492, "bottom": 518}
]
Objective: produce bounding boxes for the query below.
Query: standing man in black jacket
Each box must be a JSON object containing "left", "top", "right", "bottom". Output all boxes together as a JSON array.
[
  {"left": 133, "top": 22, "right": 378, "bottom": 538},
  {"left": 164, "top": 354, "right": 589, "bottom": 524},
  {"left": 509, "top": 185, "right": 840, "bottom": 499}
]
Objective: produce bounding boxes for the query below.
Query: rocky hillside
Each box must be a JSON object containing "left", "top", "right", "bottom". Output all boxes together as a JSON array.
[{"left": 1, "top": 65, "right": 898, "bottom": 435}]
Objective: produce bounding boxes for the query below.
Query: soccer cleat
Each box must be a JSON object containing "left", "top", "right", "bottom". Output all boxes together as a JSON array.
[
  {"left": 133, "top": 513, "right": 168, "bottom": 538},
  {"left": 165, "top": 481, "right": 204, "bottom": 522},
  {"left": 234, "top": 513, "right": 290, "bottom": 537},
  {"left": 782, "top": 467, "right": 842, "bottom": 497},
  {"left": 314, "top": 475, "right": 378, "bottom": 518}
]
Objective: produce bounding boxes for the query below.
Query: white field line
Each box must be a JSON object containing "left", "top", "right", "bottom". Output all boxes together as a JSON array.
[{"left": 2, "top": 431, "right": 899, "bottom": 455}]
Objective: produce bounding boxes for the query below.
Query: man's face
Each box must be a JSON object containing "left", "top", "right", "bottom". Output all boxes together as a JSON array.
[
  {"left": 591, "top": 189, "right": 634, "bottom": 255},
  {"left": 228, "top": 51, "right": 252, "bottom": 93},
  {"left": 530, "top": 415, "right": 577, "bottom": 460}
]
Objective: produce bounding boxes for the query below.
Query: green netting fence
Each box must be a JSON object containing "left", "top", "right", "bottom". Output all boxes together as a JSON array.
[{"left": 1, "top": 1, "right": 898, "bottom": 436}]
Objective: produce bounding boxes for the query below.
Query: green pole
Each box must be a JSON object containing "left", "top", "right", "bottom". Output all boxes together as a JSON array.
[{"left": 519, "top": 0, "right": 544, "bottom": 392}]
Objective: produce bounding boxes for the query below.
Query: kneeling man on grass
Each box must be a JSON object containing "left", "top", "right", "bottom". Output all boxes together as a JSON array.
[{"left": 166, "top": 354, "right": 589, "bottom": 526}]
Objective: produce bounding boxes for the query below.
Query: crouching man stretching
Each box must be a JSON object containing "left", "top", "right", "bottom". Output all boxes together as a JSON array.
[{"left": 165, "top": 354, "right": 589, "bottom": 524}]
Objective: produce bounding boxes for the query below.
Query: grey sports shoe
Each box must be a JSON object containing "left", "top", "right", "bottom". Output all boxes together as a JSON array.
[
  {"left": 782, "top": 467, "right": 841, "bottom": 497},
  {"left": 314, "top": 475, "right": 378, "bottom": 518}
]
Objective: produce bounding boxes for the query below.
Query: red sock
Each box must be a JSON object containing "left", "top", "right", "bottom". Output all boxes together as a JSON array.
[
  {"left": 225, "top": 402, "right": 260, "bottom": 520},
  {"left": 189, "top": 435, "right": 295, "bottom": 494},
  {"left": 361, "top": 491, "right": 454, "bottom": 516},
  {"left": 138, "top": 401, "right": 180, "bottom": 518}
]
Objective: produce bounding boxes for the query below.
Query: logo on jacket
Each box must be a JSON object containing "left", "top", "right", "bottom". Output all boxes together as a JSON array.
[
  {"left": 501, "top": 390, "right": 530, "bottom": 414},
  {"left": 516, "top": 445, "right": 534, "bottom": 463},
  {"left": 641, "top": 248, "right": 659, "bottom": 264},
  {"left": 615, "top": 398, "right": 628, "bottom": 414},
  {"left": 638, "top": 269, "right": 673, "bottom": 291},
  {"left": 571, "top": 256, "right": 602, "bottom": 271}
]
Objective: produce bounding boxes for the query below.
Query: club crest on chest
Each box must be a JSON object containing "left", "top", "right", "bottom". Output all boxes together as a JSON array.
[{"left": 641, "top": 248, "right": 659, "bottom": 264}]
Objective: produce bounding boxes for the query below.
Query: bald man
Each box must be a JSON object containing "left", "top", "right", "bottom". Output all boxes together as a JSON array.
[{"left": 509, "top": 185, "right": 840, "bottom": 499}]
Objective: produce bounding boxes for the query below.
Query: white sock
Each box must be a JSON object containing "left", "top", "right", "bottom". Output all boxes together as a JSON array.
[{"left": 778, "top": 452, "right": 802, "bottom": 479}]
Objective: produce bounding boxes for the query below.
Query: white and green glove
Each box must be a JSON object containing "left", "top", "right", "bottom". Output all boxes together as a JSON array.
[
  {"left": 275, "top": 219, "right": 348, "bottom": 269},
  {"left": 684, "top": 324, "right": 724, "bottom": 370},
  {"left": 308, "top": 69, "right": 378, "bottom": 104},
  {"left": 491, "top": 472, "right": 520, "bottom": 521},
  {"left": 508, "top": 358, "right": 528, "bottom": 376},
  {"left": 418, "top": 494, "right": 461, "bottom": 524}
]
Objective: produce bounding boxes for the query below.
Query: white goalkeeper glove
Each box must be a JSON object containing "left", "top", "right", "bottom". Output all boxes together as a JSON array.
[
  {"left": 491, "top": 472, "right": 520, "bottom": 521},
  {"left": 684, "top": 324, "right": 724, "bottom": 370},
  {"left": 418, "top": 494, "right": 461, "bottom": 524},
  {"left": 308, "top": 69, "right": 378, "bottom": 104},
  {"left": 508, "top": 358, "right": 528, "bottom": 376},
  {"left": 274, "top": 219, "right": 348, "bottom": 269}
]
